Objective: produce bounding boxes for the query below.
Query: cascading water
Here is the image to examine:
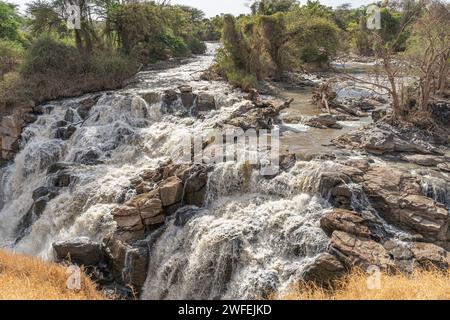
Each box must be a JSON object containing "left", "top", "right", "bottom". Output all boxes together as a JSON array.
[
  {"left": 0, "top": 43, "right": 241, "bottom": 257},
  {"left": 142, "top": 162, "right": 331, "bottom": 300}
]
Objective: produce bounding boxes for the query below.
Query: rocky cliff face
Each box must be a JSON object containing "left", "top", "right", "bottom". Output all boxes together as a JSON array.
[{"left": 0, "top": 104, "right": 37, "bottom": 162}]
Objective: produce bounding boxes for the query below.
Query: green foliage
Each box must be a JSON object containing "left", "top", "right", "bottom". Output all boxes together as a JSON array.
[
  {"left": 26, "top": 0, "right": 68, "bottom": 38},
  {"left": 21, "top": 35, "right": 137, "bottom": 80},
  {"left": 201, "top": 15, "right": 224, "bottom": 41},
  {"left": 188, "top": 37, "right": 207, "bottom": 54},
  {"left": 250, "top": 0, "right": 298, "bottom": 15},
  {"left": 108, "top": 2, "right": 207, "bottom": 63},
  {"left": 0, "top": 1, "right": 23, "bottom": 42},
  {"left": 21, "top": 36, "right": 84, "bottom": 77},
  {"left": 214, "top": 47, "right": 257, "bottom": 91},
  {"left": 0, "top": 39, "right": 24, "bottom": 78},
  {"left": 297, "top": 0, "right": 333, "bottom": 19},
  {"left": 216, "top": 5, "right": 341, "bottom": 87}
]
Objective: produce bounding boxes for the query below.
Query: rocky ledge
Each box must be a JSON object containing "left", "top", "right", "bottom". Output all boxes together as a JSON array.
[{"left": 112, "top": 162, "right": 212, "bottom": 243}]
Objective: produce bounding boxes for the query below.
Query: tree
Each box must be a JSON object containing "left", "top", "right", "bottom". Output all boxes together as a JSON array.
[
  {"left": 339, "top": 0, "right": 426, "bottom": 119},
  {"left": 250, "top": 0, "right": 298, "bottom": 16},
  {"left": 406, "top": 0, "right": 450, "bottom": 112},
  {"left": 26, "top": 0, "right": 68, "bottom": 37},
  {"left": 0, "top": 1, "right": 22, "bottom": 42}
]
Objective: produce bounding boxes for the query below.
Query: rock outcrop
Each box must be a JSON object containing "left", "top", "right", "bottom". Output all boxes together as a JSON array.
[
  {"left": 320, "top": 209, "right": 379, "bottom": 240},
  {"left": 53, "top": 237, "right": 103, "bottom": 266},
  {"left": 333, "top": 123, "right": 443, "bottom": 155},
  {"left": 196, "top": 91, "right": 216, "bottom": 113},
  {"left": 401, "top": 154, "right": 448, "bottom": 167},
  {"left": 222, "top": 98, "right": 293, "bottom": 130},
  {"left": 305, "top": 114, "right": 343, "bottom": 129},
  {"left": 330, "top": 231, "right": 395, "bottom": 270},
  {"left": 0, "top": 105, "right": 36, "bottom": 161},
  {"left": 103, "top": 236, "right": 149, "bottom": 290},
  {"left": 302, "top": 253, "right": 346, "bottom": 285},
  {"left": 361, "top": 166, "right": 449, "bottom": 242},
  {"left": 112, "top": 163, "right": 211, "bottom": 242}
]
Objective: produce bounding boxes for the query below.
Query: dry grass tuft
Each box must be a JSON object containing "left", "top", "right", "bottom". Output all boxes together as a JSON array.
[
  {"left": 0, "top": 250, "right": 108, "bottom": 300},
  {"left": 279, "top": 268, "right": 450, "bottom": 300}
]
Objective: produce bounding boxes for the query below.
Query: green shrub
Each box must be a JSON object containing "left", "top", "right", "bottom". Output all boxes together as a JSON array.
[
  {"left": 0, "top": 1, "right": 22, "bottom": 42},
  {"left": 21, "top": 36, "right": 81, "bottom": 77},
  {"left": 213, "top": 47, "right": 257, "bottom": 90},
  {"left": 188, "top": 37, "right": 207, "bottom": 54},
  {"left": 0, "top": 39, "right": 24, "bottom": 78},
  {"left": 90, "top": 51, "right": 139, "bottom": 83}
]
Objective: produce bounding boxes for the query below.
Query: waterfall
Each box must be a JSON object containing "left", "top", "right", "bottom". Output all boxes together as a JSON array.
[
  {"left": 142, "top": 163, "right": 330, "bottom": 300},
  {"left": 0, "top": 43, "right": 240, "bottom": 258},
  {"left": 1, "top": 42, "right": 445, "bottom": 300}
]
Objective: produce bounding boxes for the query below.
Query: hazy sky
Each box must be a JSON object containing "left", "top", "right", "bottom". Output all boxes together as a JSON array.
[{"left": 9, "top": 0, "right": 377, "bottom": 17}]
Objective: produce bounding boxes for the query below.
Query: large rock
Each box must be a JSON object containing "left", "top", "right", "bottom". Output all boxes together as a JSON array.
[
  {"left": 112, "top": 164, "right": 210, "bottom": 242},
  {"left": 302, "top": 253, "right": 346, "bottom": 284},
  {"left": 330, "top": 231, "right": 395, "bottom": 270},
  {"left": 438, "top": 162, "right": 450, "bottom": 173},
  {"left": 162, "top": 89, "right": 179, "bottom": 105},
  {"left": 401, "top": 154, "right": 447, "bottom": 167},
  {"left": 103, "top": 236, "right": 149, "bottom": 290},
  {"left": 409, "top": 242, "right": 449, "bottom": 269},
  {"left": 179, "top": 165, "right": 209, "bottom": 207},
  {"left": 224, "top": 99, "right": 292, "bottom": 130},
  {"left": 77, "top": 95, "right": 100, "bottom": 119},
  {"left": 140, "top": 92, "right": 161, "bottom": 105},
  {"left": 159, "top": 176, "right": 183, "bottom": 207},
  {"left": 320, "top": 209, "right": 379, "bottom": 240},
  {"left": 53, "top": 237, "right": 102, "bottom": 266},
  {"left": 112, "top": 191, "right": 164, "bottom": 242},
  {"left": 361, "top": 166, "right": 449, "bottom": 242},
  {"left": 196, "top": 92, "right": 216, "bottom": 112},
  {"left": 333, "top": 125, "right": 440, "bottom": 155},
  {"left": 179, "top": 86, "right": 194, "bottom": 109},
  {"left": 1, "top": 113, "right": 24, "bottom": 160},
  {"left": 306, "top": 114, "right": 342, "bottom": 129},
  {"left": 52, "top": 169, "right": 75, "bottom": 187},
  {"left": 55, "top": 125, "right": 76, "bottom": 140}
]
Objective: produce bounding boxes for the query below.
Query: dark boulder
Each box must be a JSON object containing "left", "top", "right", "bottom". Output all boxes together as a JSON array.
[
  {"left": 55, "top": 125, "right": 76, "bottom": 140},
  {"left": 53, "top": 237, "right": 103, "bottom": 266}
]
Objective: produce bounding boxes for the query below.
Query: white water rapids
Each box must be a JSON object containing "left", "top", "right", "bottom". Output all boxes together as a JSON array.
[{"left": 0, "top": 43, "right": 446, "bottom": 299}]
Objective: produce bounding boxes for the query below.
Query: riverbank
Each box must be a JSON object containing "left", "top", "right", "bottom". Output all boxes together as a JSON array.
[
  {"left": 279, "top": 268, "right": 450, "bottom": 300},
  {"left": 0, "top": 249, "right": 107, "bottom": 300}
]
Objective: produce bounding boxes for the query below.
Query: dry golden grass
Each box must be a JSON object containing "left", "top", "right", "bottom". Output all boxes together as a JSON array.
[
  {"left": 279, "top": 268, "right": 450, "bottom": 300},
  {"left": 0, "top": 250, "right": 108, "bottom": 300}
]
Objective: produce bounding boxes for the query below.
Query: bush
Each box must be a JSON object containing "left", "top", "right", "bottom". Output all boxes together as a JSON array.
[
  {"left": 90, "top": 51, "right": 139, "bottom": 84},
  {"left": 1, "top": 35, "right": 139, "bottom": 105},
  {"left": 213, "top": 47, "right": 257, "bottom": 91},
  {"left": 188, "top": 37, "right": 207, "bottom": 54},
  {"left": 21, "top": 36, "right": 81, "bottom": 77},
  {"left": 287, "top": 16, "right": 340, "bottom": 65},
  {"left": 0, "top": 39, "right": 24, "bottom": 79}
]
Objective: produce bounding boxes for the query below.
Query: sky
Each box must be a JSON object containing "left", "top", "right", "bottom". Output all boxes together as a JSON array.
[{"left": 9, "top": 0, "right": 377, "bottom": 17}]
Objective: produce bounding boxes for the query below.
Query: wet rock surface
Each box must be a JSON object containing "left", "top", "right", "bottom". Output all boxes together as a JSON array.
[
  {"left": 53, "top": 237, "right": 103, "bottom": 266},
  {"left": 112, "top": 163, "right": 212, "bottom": 242},
  {"left": 333, "top": 122, "right": 444, "bottom": 155},
  {"left": 221, "top": 98, "right": 292, "bottom": 130}
]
